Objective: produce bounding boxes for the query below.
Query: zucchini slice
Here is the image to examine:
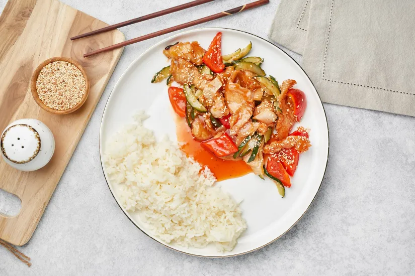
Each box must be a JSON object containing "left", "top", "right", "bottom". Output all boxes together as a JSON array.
[
  {"left": 199, "top": 65, "right": 213, "bottom": 75},
  {"left": 264, "top": 127, "right": 273, "bottom": 143},
  {"left": 235, "top": 42, "right": 252, "bottom": 60},
  {"left": 233, "top": 135, "right": 253, "bottom": 158},
  {"left": 255, "top": 76, "right": 280, "bottom": 98},
  {"left": 222, "top": 42, "right": 252, "bottom": 62},
  {"left": 240, "top": 148, "right": 252, "bottom": 157},
  {"left": 223, "top": 48, "right": 241, "bottom": 62},
  {"left": 268, "top": 75, "right": 281, "bottom": 95},
  {"left": 247, "top": 135, "right": 263, "bottom": 163},
  {"left": 234, "top": 61, "right": 266, "bottom": 76},
  {"left": 240, "top": 56, "right": 264, "bottom": 65},
  {"left": 264, "top": 166, "right": 285, "bottom": 198},
  {"left": 184, "top": 85, "right": 207, "bottom": 112},
  {"left": 191, "top": 108, "right": 195, "bottom": 119},
  {"left": 185, "top": 102, "right": 194, "bottom": 127},
  {"left": 210, "top": 114, "right": 222, "bottom": 128},
  {"left": 151, "top": 66, "right": 170, "bottom": 83},
  {"left": 166, "top": 75, "right": 172, "bottom": 85}
]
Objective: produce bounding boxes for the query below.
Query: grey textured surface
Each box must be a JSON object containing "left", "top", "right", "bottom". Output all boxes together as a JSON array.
[{"left": 1, "top": 0, "right": 415, "bottom": 275}]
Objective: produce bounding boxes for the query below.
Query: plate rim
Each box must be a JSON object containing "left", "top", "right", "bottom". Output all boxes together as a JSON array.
[{"left": 99, "top": 27, "right": 330, "bottom": 258}]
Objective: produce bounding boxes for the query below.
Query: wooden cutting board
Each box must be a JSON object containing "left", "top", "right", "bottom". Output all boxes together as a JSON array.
[{"left": 0, "top": 0, "right": 125, "bottom": 246}]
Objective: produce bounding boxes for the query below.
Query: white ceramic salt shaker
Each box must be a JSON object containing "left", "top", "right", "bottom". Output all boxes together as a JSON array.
[{"left": 0, "top": 119, "right": 55, "bottom": 171}]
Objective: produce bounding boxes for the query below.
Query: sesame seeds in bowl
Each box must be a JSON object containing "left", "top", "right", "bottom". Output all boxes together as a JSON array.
[{"left": 31, "top": 57, "right": 90, "bottom": 114}]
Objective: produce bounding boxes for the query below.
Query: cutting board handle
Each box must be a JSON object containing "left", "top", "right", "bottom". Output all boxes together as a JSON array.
[
  {"left": 0, "top": 188, "right": 22, "bottom": 216},
  {"left": 0, "top": 196, "right": 45, "bottom": 246},
  {"left": 0, "top": 188, "right": 24, "bottom": 245}
]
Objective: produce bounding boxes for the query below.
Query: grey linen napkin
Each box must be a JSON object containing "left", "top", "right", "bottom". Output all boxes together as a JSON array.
[{"left": 269, "top": 0, "right": 415, "bottom": 117}]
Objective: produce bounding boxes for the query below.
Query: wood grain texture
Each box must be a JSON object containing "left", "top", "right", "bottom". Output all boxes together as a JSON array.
[{"left": 0, "top": 0, "right": 125, "bottom": 246}]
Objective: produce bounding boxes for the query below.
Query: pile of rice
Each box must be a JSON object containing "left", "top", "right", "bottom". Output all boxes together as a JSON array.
[{"left": 103, "top": 112, "right": 246, "bottom": 251}]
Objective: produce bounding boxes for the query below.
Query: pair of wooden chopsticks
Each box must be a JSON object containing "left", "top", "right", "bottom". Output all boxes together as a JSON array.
[{"left": 71, "top": 0, "right": 269, "bottom": 57}]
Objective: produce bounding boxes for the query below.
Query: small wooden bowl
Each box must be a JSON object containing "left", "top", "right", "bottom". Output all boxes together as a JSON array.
[{"left": 31, "top": 57, "right": 90, "bottom": 115}]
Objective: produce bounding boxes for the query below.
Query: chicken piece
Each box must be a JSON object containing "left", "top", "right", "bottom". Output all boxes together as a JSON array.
[
  {"left": 253, "top": 88, "right": 264, "bottom": 101},
  {"left": 272, "top": 79, "right": 298, "bottom": 140},
  {"left": 202, "top": 77, "right": 222, "bottom": 102},
  {"left": 193, "top": 75, "right": 211, "bottom": 90},
  {"left": 257, "top": 122, "right": 269, "bottom": 136},
  {"left": 224, "top": 82, "right": 254, "bottom": 113},
  {"left": 210, "top": 93, "right": 230, "bottom": 118},
  {"left": 191, "top": 116, "right": 214, "bottom": 141},
  {"left": 170, "top": 58, "right": 200, "bottom": 85},
  {"left": 232, "top": 70, "right": 262, "bottom": 91},
  {"left": 229, "top": 106, "right": 253, "bottom": 136},
  {"left": 202, "top": 113, "right": 216, "bottom": 133},
  {"left": 217, "top": 66, "right": 235, "bottom": 84},
  {"left": 278, "top": 79, "right": 297, "bottom": 103},
  {"left": 253, "top": 99, "right": 277, "bottom": 125},
  {"left": 274, "top": 101, "right": 296, "bottom": 141},
  {"left": 234, "top": 122, "right": 259, "bottom": 145},
  {"left": 170, "top": 58, "right": 209, "bottom": 89},
  {"left": 264, "top": 135, "right": 311, "bottom": 154},
  {"left": 163, "top": 42, "right": 205, "bottom": 65}
]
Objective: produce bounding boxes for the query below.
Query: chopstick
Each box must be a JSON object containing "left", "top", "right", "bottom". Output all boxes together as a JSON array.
[
  {"left": 83, "top": 0, "right": 269, "bottom": 58},
  {"left": 71, "top": 0, "right": 215, "bottom": 40}
]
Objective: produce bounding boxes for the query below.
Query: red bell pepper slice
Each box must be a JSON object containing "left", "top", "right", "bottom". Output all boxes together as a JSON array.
[
  {"left": 218, "top": 114, "right": 231, "bottom": 129},
  {"left": 266, "top": 155, "right": 291, "bottom": 187},
  {"left": 278, "top": 148, "right": 299, "bottom": 177},
  {"left": 168, "top": 87, "right": 186, "bottom": 117},
  {"left": 278, "top": 128, "right": 309, "bottom": 176},
  {"left": 287, "top": 88, "right": 307, "bottom": 122},
  {"left": 202, "top": 32, "right": 225, "bottom": 73},
  {"left": 200, "top": 133, "right": 238, "bottom": 157}
]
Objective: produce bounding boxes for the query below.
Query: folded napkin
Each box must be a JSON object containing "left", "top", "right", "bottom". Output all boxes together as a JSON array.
[{"left": 269, "top": 0, "right": 415, "bottom": 117}]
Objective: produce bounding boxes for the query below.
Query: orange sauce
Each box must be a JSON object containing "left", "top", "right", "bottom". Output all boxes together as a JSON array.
[{"left": 175, "top": 116, "right": 252, "bottom": 181}]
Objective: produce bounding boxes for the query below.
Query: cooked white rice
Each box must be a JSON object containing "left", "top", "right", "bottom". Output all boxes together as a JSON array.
[{"left": 103, "top": 112, "right": 246, "bottom": 251}]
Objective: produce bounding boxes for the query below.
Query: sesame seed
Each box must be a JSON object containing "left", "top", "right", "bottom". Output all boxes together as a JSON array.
[{"left": 36, "top": 61, "right": 86, "bottom": 111}]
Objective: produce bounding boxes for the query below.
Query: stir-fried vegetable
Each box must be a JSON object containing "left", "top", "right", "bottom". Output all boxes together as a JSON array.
[
  {"left": 266, "top": 156, "right": 291, "bottom": 187},
  {"left": 248, "top": 135, "right": 263, "bottom": 163},
  {"left": 255, "top": 76, "right": 280, "bottom": 98},
  {"left": 184, "top": 85, "right": 207, "bottom": 112},
  {"left": 222, "top": 42, "right": 252, "bottom": 63},
  {"left": 168, "top": 87, "right": 187, "bottom": 117},
  {"left": 203, "top": 32, "right": 225, "bottom": 73},
  {"left": 240, "top": 56, "right": 263, "bottom": 65},
  {"left": 201, "top": 133, "right": 238, "bottom": 157},
  {"left": 287, "top": 88, "right": 307, "bottom": 121},
  {"left": 199, "top": 65, "right": 213, "bottom": 75},
  {"left": 153, "top": 32, "right": 311, "bottom": 198},
  {"left": 264, "top": 127, "right": 273, "bottom": 143},
  {"left": 210, "top": 114, "right": 222, "bottom": 128},
  {"left": 264, "top": 166, "right": 285, "bottom": 197},
  {"left": 278, "top": 147, "right": 299, "bottom": 177},
  {"left": 233, "top": 135, "right": 252, "bottom": 158},
  {"left": 186, "top": 102, "right": 195, "bottom": 127},
  {"left": 219, "top": 114, "right": 231, "bottom": 129},
  {"left": 152, "top": 66, "right": 171, "bottom": 83},
  {"left": 234, "top": 61, "right": 266, "bottom": 76}
]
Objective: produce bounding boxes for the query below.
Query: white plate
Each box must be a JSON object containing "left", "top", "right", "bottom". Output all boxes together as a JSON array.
[{"left": 100, "top": 28, "right": 329, "bottom": 257}]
